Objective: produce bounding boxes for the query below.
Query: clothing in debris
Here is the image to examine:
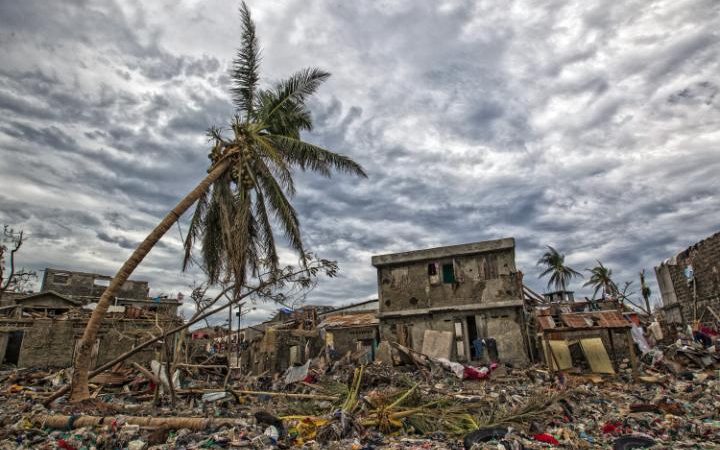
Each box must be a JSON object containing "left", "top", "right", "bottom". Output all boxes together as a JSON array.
[{"left": 485, "top": 338, "right": 498, "bottom": 362}]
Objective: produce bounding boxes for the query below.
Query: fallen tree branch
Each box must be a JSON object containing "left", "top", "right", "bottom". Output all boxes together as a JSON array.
[
  {"left": 33, "top": 414, "right": 246, "bottom": 431},
  {"left": 131, "top": 362, "right": 160, "bottom": 385},
  {"left": 172, "top": 388, "right": 338, "bottom": 401}
]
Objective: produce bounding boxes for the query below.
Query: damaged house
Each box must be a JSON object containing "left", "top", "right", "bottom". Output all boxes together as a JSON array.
[
  {"left": 655, "top": 231, "right": 720, "bottom": 325},
  {"left": 0, "top": 268, "right": 181, "bottom": 368},
  {"left": 233, "top": 300, "right": 380, "bottom": 375},
  {"left": 372, "top": 238, "right": 530, "bottom": 366},
  {"left": 317, "top": 299, "right": 380, "bottom": 363}
]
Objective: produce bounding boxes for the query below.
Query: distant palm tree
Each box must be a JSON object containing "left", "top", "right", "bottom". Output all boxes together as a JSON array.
[
  {"left": 584, "top": 260, "right": 618, "bottom": 299},
  {"left": 537, "top": 246, "right": 583, "bottom": 296},
  {"left": 69, "top": 2, "right": 366, "bottom": 402}
]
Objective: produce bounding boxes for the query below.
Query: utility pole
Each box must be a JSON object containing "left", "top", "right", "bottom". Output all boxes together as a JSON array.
[
  {"left": 227, "top": 302, "right": 232, "bottom": 363},
  {"left": 236, "top": 304, "right": 242, "bottom": 371}
]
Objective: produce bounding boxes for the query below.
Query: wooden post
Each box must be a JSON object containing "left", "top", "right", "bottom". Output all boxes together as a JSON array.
[
  {"left": 607, "top": 329, "right": 616, "bottom": 371},
  {"left": 543, "top": 333, "right": 561, "bottom": 375},
  {"left": 626, "top": 328, "right": 639, "bottom": 377}
]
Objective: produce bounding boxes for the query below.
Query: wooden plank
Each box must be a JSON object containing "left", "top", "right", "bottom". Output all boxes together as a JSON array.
[
  {"left": 580, "top": 337, "right": 615, "bottom": 374},
  {"left": 706, "top": 305, "right": 720, "bottom": 323},
  {"left": 545, "top": 339, "right": 573, "bottom": 371}
]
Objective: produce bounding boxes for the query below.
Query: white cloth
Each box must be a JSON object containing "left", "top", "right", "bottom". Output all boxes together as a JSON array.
[
  {"left": 648, "top": 321, "right": 664, "bottom": 340},
  {"left": 631, "top": 325, "right": 652, "bottom": 355}
]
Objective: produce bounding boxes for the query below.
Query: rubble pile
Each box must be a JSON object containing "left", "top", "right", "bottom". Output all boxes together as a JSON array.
[{"left": 1, "top": 339, "right": 720, "bottom": 450}]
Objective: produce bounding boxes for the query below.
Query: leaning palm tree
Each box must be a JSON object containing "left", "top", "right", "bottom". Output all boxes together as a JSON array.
[
  {"left": 583, "top": 260, "right": 618, "bottom": 299},
  {"left": 537, "top": 246, "right": 583, "bottom": 298},
  {"left": 69, "top": 2, "right": 366, "bottom": 402}
]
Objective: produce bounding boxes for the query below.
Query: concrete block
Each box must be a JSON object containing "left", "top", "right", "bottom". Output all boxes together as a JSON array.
[
  {"left": 421, "top": 330, "right": 453, "bottom": 359},
  {"left": 375, "top": 341, "right": 393, "bottom": 365},
  {"left": 486, "top": 317, "right": 528, "bottom": 366}
]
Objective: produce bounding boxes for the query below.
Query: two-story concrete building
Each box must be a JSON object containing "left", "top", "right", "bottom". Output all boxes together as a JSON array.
[{"left": 371, "top": 238, "right": 530, "bottom": 366}]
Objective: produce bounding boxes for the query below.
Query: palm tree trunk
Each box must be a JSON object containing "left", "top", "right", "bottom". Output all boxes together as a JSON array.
[{"left": 69, "top": 159, "right": 231, "bottom": 402}]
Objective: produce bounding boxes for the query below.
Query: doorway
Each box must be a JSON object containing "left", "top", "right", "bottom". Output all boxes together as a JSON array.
[
  {"left": 3, "top": 331, "right": 24, "bottom": 365},
  {"left": 466, "top": 316, "right": 479, "bottom": 360}
]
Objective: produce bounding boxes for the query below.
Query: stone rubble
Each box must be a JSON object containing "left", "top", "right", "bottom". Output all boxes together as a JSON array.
[{"left": 1, "top": 337, "right": 719, "bottom": 450}]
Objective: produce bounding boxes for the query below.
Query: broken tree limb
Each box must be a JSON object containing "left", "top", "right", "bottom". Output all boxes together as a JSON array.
[
  {"left": 232, "top": 389, "right": 339, "bottom": 401},
  {"left": 175, "top": 364, "right": 229, "bottom": 369},
  {"left": 131, "top": 362, "right": 160, "bottom": 385},
  {"left": 33, "top": 414, "right": 246, "bottom": 431},
  {"left": 173, "top": 388, "right": 338, "bottom": 401}
]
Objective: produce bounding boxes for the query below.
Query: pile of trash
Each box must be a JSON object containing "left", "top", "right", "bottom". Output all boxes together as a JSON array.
[{"left": 1, "top": 336, "right": 720, "bottom": 449}]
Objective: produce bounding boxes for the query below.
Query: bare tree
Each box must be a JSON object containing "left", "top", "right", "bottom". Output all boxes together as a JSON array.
[
  {"left": 0, "top": 225, "right": 37, "bottom": 299},
  {"left": 616, "top": 280, "right": 651, "bottom": 314},
  {"left": 639, "top": 269, "right": 652, "bottom": 315}
]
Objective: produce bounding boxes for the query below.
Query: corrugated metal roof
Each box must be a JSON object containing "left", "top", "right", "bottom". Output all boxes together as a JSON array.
[
  {"left": 318, "top": 312, "right": 379, "bottom": 329},
  {"left": 538, "top": 310, "right": 631, "bottom": 331}
]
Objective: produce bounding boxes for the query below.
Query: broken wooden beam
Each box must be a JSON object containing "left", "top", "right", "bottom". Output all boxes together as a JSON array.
[
  {"left": 131, "top": 362, "right": 160, "bottom": 385},
  {"left": 173, "top": 388, "right": 338, "bottom": 401},
  {"left": 33, "top": 414, "right": 246, "bottom": 431}
]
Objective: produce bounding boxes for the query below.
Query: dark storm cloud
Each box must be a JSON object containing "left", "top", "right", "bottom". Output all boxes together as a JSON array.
[{"left": 1, "top": 0, "right": 719, "bottom": 323}]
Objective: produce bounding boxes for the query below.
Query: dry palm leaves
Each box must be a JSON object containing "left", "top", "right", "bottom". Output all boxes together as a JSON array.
[
  {"left": 361, "top": 382, "right": 478, "bottom": 435},
  {"left": 474, "top": 388, "right": 573, "bottom": 429},
  {"left": 314, "top": 366, "right": 365, "bottom": 443}
]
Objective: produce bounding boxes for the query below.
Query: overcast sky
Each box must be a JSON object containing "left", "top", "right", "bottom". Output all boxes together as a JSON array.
[{"left": 1, "top": 0, "right": 718, "bottom": 327}]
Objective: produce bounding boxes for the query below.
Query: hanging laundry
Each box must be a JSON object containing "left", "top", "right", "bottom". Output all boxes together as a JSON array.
[
  {"left": 472, "top": 337, "right": 484, "bottom": 359},
  {"left": 485, "top": 338, "right": 499, "bottom": 362}
]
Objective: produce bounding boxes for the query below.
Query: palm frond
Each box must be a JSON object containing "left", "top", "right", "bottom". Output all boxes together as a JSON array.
[
  {"left": 260, "top": 68, "right": 330, "bottom": 124},
  {"left": 268, "top": 134, "right": 367, "bottom": 177},
  {"left": 254, "top": 158, "right": 304, "bottom": 255},
  {"left": 231, "top": 1, "right": 261, "bottom": 116},
  {"left": 255, "top": 89, "right": 311, "bottom": 138},
  {"left": 183, "top": 188, "right": 209, "bottom": 271},
  {"left": 253, "top": 134, "right": 297, "bottom": 195},
  {"left": 253, "top": 187, "right": 280, "bottom": 272}
]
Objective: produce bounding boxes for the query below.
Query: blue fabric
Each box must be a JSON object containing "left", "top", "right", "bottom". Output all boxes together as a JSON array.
[{"left": 472, "top": 338, "right": 484, "bottom": 358}]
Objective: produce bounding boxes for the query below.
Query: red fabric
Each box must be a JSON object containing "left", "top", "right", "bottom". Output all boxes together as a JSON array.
[
  {"left": 602, "top": 421, "right": 622, "bottom": 434},
  {"left": 700, "top": 326, "right": 718, "bottom": 336},
  {"left": 303, "top": 374, "right": 316, "bottom": 383},
  {"left": 463, "top": 367, "right": 489, "bottom": 380},
  {"left": 57, "top": 440, "right": 77, "bottom": 450},
  {"left": 533, "top": 433, "right": 560, "bottom": 445}
]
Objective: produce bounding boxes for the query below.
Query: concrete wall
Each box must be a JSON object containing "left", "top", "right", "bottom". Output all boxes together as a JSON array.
[
  {"left": 1, "top": 318, "right": 177, "bottom": 369},
  {"left": 328, "top": 326, "right": 377, "bottom": 356},
  {"left": 96, "top": 325, "right": 163, "bottom": 367},
  {"left": 380, "top": 306, "right": 528, "bottom": 366},
  {"left": 376, "top": 248, "right": 521, "bottom": 313},
  {"left": 42, "top": 268, "right": 149, "bottom": 301},
  {"left": 17, "top": 320, "right": 76, "bottom": 367},
  {"left": 0, "top": 333, "right": 8, "bottom": 363},
  {"left": 655, "top": 231, "right": 720, "bottom": 323}
]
